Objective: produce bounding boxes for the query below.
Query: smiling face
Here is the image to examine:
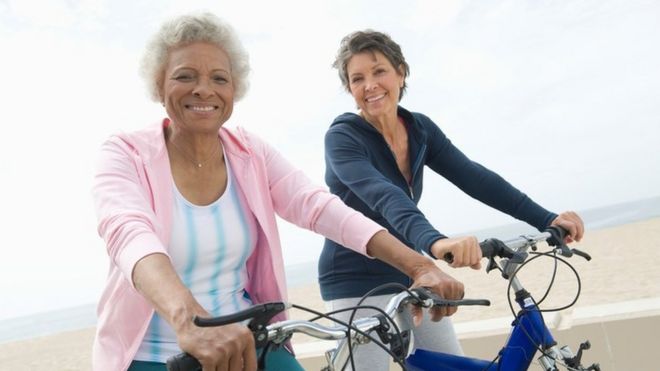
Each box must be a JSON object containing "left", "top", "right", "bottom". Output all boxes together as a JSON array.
[
  {"left": 159, "top": 42, "right": 235, "bottom": 134},
  {"left": 346, "top": 50, "right": 404, "bottom": 121}
]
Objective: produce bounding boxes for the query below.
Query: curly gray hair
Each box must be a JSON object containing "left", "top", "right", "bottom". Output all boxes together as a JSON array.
[
  {"left": 140, "top": 12, "right": 250, "bottom": 102},
  {"left": 333, "top": 30, "right": 410, "bottom": 101}
]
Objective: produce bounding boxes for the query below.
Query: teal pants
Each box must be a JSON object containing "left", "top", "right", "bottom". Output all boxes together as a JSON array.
[{"left": 128, "top": 347, "right": 304, "bottom": 371}]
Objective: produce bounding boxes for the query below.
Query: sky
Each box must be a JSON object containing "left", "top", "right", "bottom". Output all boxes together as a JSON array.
[{"left": 0, "top": 0, "right": 659, "bottom": 320}]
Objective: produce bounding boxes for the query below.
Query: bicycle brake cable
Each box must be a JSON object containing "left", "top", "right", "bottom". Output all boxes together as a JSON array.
[
  {"left": 289, "top": 302, "right": 407, "bottom": 370},
  {"left": 344, "top": 282, "right": 413, "bottom": 371}
]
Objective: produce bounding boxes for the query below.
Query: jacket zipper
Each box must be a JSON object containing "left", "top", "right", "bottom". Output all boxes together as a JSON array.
[
  {"left": 383, "top": 142, "right": 415, "bottom": 199},
  {"left": 408, "top": 144, "right": 427, "bottom": 200},
  {"left": 383, "top": 140, "right": 426, "bottom": 200}
]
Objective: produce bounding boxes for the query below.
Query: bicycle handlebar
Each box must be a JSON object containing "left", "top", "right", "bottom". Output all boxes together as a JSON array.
[
  {"left": 167, "top": 226, "right": 590, "bottom": 371},
  {"left": 165, "top": 288, "right": 489, "bottom": 371},
  {"left": 444, "top": 226, "right": 591, "bottom": 277}
]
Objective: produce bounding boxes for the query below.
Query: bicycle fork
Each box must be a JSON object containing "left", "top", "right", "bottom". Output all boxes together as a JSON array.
[
  {"left": 537, "top": 341, "right": 601, "bottom": 371},
  {"left": 497, "top": 289, "right": 557, "bottom": 371},
  {"left": 504, "top": 289, "right": 599, "bottom": 371}
]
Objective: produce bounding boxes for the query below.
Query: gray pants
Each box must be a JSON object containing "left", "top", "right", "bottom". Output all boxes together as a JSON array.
[{"left": 327, "top": 294, "right": 463, "bottom": 371}]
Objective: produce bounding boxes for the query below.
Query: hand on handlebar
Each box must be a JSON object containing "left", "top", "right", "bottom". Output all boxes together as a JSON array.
[
  {"left": 409, "top": 265, "right": 464, "bottom": 322},
  {"left": 551, "top": 211, "right": 585, "bottom": 243},
  {"left": 175, "top": 313, "right": 257, "bottom": 371},
  {"left": 431, "top": 236, "right": 482, "bottom": 270}
]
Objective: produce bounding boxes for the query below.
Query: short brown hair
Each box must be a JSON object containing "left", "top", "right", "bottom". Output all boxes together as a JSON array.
[{"left": 333, "top": 30, "right": 410, "bottom": 100}]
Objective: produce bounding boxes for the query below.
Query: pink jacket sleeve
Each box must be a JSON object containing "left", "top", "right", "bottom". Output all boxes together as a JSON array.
[
  {"left": 92, "top": 136, "right": 170, "bottom": 287},
  {"left": 242, "top": 129, "right": 384, "bottom": 256}
]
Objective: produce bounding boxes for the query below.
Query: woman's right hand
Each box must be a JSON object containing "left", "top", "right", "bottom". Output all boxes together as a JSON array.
[
  {"left": 550, "top": 211, "right": 585, "bottom": 243},
  {"left": 430, "top": 236, "right": 482, "bottom": 270},
  {"left": 175, "top": 315, "right": 257, "bottom": 371},
  {"left": 132, "top": 254, "right": 257, "bottom": 371},
  {"left": 409, "top": 264, "right": 464, "bottom": 322}
]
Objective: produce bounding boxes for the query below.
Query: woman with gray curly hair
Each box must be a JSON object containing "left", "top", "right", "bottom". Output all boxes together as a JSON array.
[
  {"left": 92, "top": 13, "right": 467, "bottom": 371},
  {"left": 320, "top": 29, "right": 585, "bottom": 370}
]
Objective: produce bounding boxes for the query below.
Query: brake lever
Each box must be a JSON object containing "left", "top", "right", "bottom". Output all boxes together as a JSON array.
[
  {"left": 571, "top": 248, "right": 592, "bottom": 261},
  {"left": 410, "top": 287, "right": 434, "bottom": 306},
  {"left": 413, "top": 287, "right": 491, "bottom": 307},
  {"left": 448, "top": 298, "right": 491, "bottom": 306},
  {"left": 247, "top": 302, "right": 288, "bottom": 347},
  {"left": 194, "top": 302, "right": 287, "bottom": 348},
  {"left": 485, "top": 257, "right": 499, "bottom": 274},
  {"left": 445, "top": 238, "right": 528, "bottom": 274},
  {"left": 556, "top": 244, "right": 574, "bottom": 257}
]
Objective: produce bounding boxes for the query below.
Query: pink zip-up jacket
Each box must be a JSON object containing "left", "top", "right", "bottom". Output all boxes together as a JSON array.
[{"left": 92, "top": 119, "right": 384, "bottom": 371}]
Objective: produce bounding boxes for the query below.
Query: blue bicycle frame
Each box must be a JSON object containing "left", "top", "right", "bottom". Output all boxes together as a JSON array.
[
  {"left": 405, "top": 290, "right": 555, "bottom": 371},
  {"left": 403, "top": 227, "right": 600, "bottom": 371}
]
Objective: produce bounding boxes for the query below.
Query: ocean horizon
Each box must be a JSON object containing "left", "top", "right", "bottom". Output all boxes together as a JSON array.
[{"left": 1, "top": 195, "right": 658, "bottom": 344}]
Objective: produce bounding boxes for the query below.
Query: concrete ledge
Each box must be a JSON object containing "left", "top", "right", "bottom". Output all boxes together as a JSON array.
[
  {"left": 455, "top": 296, "right": 660, "bottom": 337},
  {"left": 296, "top": 297, "right": 660, "bottom": 370}
]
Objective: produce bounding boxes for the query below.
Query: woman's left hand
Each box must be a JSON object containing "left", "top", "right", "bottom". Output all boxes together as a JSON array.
[
  {"left": 550, "top": 211, "right": 585, "bottom": 243},
  {"left": 410, "top": 265, "right": 465, "bottom": 322},
  {"left": 364, "top": 231, "right": 465, "bottom": 322}
]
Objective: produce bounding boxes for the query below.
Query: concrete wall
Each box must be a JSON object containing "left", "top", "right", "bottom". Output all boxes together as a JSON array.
[{"left": 297, "top": 298, "right": 660, "bottom": 370}]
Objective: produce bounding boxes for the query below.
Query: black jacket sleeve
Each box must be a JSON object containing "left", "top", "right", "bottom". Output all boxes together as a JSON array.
[
  {"left": 325, "top": 124, "right": 444, "bottom": 255},
  {"left": 421, "top": 114, "right": 557, "bottom": 232}
]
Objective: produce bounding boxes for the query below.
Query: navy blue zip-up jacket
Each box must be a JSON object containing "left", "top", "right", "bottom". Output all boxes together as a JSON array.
[{"left": 318, "top": 106, "right": 557, "bottom": 300}]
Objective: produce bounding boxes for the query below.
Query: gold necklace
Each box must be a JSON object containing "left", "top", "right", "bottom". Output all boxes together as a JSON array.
[{"left": 169, "top": 137, "right": 220, "bottom": 168}]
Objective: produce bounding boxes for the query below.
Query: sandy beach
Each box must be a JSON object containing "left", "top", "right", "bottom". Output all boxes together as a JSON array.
[{"left": 1, "top": 217, "right": 658, "bottom": 370}]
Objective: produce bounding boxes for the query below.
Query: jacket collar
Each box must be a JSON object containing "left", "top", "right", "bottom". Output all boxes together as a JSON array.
[
  {"left": 137, "top": 118, "right": 253, "bottom": 161},
  {"left": 331, "top": 106, "right": 428, "bottom": 145}
]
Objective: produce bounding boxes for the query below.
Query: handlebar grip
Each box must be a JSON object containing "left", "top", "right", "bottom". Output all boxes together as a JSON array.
[
  {"left": 478, "top": 239, "right": 497, "bottom": 259},
  {"left": 442, "top": 238, "right": 507, "bottom": 264},
  {"left": 546, "top": 225, "right": 568, "bottom": 246},
  {"left": 166, "top": 352, "right": 201, "bottom": 371}
]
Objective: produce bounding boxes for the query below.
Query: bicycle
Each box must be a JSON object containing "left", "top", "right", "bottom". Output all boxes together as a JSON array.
[{"left": 166, "top": 226, "right": 601, "bottom": 371}]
